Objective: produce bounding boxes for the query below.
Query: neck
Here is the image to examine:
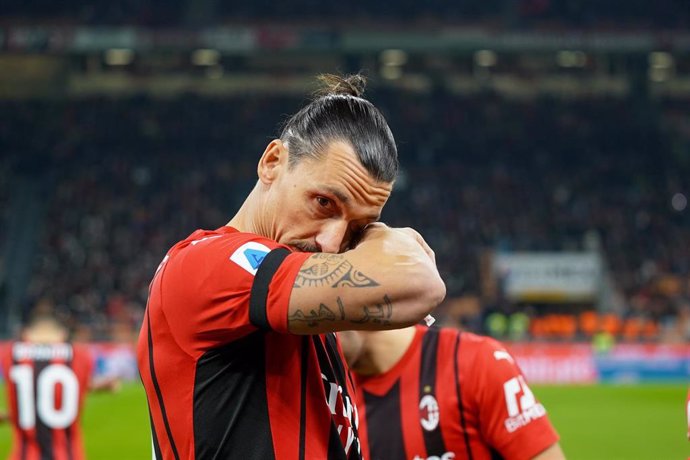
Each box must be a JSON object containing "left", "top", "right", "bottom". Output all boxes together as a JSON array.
[
  {"left": 227, "top": 182, "right": 271, "bottom": 237},
  {"left": 351, "top": 326, "right": 417, "bottom": 376}
]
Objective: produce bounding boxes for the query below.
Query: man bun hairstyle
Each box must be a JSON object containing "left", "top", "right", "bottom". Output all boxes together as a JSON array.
[
  {"left": 280, "top": 73, "right": 398, "bottom": 183},
  {"left": 313, "top": 73, "right": 367, "bottom": 98}
]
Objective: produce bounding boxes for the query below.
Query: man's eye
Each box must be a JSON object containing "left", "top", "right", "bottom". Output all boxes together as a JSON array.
[{"left": 316, "top": 196, "right": 331, "bottom": 208}]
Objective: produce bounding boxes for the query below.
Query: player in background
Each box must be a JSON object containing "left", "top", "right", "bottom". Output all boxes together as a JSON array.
[
  {"left": 136, "top": 74, "right": 445, "bottom": 460},
  {"left": 339, "top": 326, "right": 565, "bottom": 460},
  {"left": 0, "top": 314, "right": 119, "bottom": 460}
]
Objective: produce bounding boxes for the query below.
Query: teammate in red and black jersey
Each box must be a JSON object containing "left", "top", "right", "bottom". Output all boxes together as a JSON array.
[
  {"left": 136, "top": 74, "right": 446, "bottom": 460},
  {"left": 340, "top": 326, "right": 565, "bottom": 460},
  {"left": 0, "top": 314, "right": 119, "bottom": 460}
]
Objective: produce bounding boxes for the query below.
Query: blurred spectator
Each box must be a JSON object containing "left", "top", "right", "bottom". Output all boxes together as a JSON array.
[
  {"left": 2, "top": 0, "right": 688, "bottom": 28},
  {"left": 1, "top": 91, "right": 688, "bottom": 341}
]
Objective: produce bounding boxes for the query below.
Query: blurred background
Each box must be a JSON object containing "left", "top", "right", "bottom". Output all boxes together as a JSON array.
[{"left": 0, "top": 1, "right": 689, "bottom": 458}]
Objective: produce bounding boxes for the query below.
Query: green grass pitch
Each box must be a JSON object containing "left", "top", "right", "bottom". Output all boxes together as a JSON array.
[{"left": 1, "top": 383, "right": 688, "bottom": 459}]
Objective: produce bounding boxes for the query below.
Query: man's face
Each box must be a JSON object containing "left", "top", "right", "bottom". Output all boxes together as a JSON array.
[{"left": 261, "top": 139, "right": 393, "bottom": 253}]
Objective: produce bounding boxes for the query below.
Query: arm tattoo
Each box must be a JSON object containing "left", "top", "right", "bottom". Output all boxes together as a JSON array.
[
  {"left": 288, "top": 303, "right": 337, "bottom": 328},
  {"left": 293, "top": 254, "right": 378, "bottom": 288},
  {"left": 289, "top": 295, "right": 393, "bottom": 328},
  {"left": 350, "top": 295, "right": 393, "bottom": 325}
]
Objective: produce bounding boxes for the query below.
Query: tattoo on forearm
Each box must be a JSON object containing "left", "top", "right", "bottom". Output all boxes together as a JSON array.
[
  {"left": 288, "top": 303, "right": 337, "bottom": 327},
  {"left": 350, "top": 295, "right": 393, "bottom": 325},
  {"left": 293, "top": 254, "right": 379, "bottom": 288},
  {"left": 289, "top": 295, "right": 393, "bottom": 328},
  {"left": 333, "top": 266, "right": 379, "bottom": 288}
]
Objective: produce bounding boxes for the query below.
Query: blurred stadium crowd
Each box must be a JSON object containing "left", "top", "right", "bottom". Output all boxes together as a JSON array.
[
  {"left": 1, "top": 90, "right": 688, "bottom": 342},
  {"left": 2, "top": 0, "right": 690, "bottom": 344},
  {"left": 2, "top": 0, "right": 688, "bottom": 28}
]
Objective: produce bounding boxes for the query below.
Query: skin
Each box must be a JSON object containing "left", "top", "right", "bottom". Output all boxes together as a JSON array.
[
  {"left": 339, "top": 328, "right": 566, "bottom": 460},
  {"left": 228, "top": 139, "right": 446, "bottom": 334},
  {"left": 230, "top": 139, "right": 391, "bottom": 253},
  {"left": 21, "top": 318, "right": 69, "bottom": 343},
  {"left": 338, "top": 327, "right": 417, "bottom": 376},
  {"left": 533, "top": 444, "right": 566, "bottom": 460}
]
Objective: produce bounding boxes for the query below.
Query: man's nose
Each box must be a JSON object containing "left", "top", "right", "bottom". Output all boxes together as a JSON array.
[{"left": 315, "top": 220, "right": 350, "bottom": 253}]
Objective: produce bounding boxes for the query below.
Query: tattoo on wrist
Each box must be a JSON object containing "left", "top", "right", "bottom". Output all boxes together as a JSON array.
[{"left": 293, "top": 254, "right": 378, "bottom": 288}]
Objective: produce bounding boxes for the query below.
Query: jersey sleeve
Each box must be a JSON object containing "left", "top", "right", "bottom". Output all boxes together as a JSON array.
[
  {"left": 466, "top": 336, "right": 559, "bottom": 460},
  {"left": 72, "top": 345, "right": 95, "bottom": 394},
  {"left": 0, "top": 343, "right": 9, "bottom": 380},
  {"left": 159, "top": 231, "right": 311, "bottom": 353}
]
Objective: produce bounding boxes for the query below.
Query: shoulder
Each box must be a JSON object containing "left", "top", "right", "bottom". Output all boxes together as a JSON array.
[
  {"left": 424, "top": 327, "right": 508, "bottom": 365},
  {"left": 423, "top": 327, "right": 506, "bottom": 360},
  {"left": 458, "top": 331, "right": 512, "bottom": 361},
  {"left": 154, "top": 228, "right": 294, "bottom": 295},
  {"left": 455, "top": 332, "right": 522, "bottom": 386},
  {"left": 0, "top": 341, "right": 12, "bottom": 367},
  {"left": 180, "top": 228, "right": 282, "bottom": 254},
  {"left": 71, "top": 343, "right": 92, "bottom": 360},
  {"left": 68, "top": 343, "right": 96, "bottom": 378},
  {"left": 171, "top": 227, "right": 292, "bottom": 274},
  {"left": 0, "top": 341, "right": 12, "bottom": 356}
]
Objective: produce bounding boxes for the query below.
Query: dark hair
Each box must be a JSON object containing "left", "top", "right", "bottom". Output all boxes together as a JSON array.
[{"left": 279, "top": 74, "right": 398, "bottom": 183}]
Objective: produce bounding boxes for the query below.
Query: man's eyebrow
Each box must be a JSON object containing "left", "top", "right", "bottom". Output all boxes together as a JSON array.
[
  {"left": 320, "top": 186, "right": 350, "bottom": 204},
  {"left": 318, "top": 186, "right": 381, "bottom": 222}
]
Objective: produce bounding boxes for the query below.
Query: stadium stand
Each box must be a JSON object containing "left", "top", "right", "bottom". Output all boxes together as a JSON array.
[
  {"left": 0, "top": 155, "right": 9, "bottom": 252},
  {"left": 0, "top": 158, "right": 8, "bottom": 282},
  {"left": 2, "top": 0, "right": 688, "bottom": 28},
  {"left": 2, "top": 91, "right": 688, "bottom": 341},
  {"left": 1, "top": 4, "right": 689, "bottom": 459}
]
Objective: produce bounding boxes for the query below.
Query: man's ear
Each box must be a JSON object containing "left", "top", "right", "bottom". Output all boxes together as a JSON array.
[{"left": 257, "top": 139, "right": 288, "bottom": 185}]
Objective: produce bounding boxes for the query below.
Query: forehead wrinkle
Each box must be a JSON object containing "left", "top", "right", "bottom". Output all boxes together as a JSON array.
[
  {"left": 339, "top": 168, "right": 389, "bottom": 209},
  {"left": 329, "top": 156, "right": 392, "bottom": 206}
]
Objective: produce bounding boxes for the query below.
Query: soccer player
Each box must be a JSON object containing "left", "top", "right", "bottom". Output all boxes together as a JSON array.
[
  {"left": 339, "top": 326, "right": 565, "bottom": 460},
  {"left": 136, "top": 74, "right": 446, "bottom": 459},
  {"left": 0, "top": 314, "right": 119, "bottom": 460}
]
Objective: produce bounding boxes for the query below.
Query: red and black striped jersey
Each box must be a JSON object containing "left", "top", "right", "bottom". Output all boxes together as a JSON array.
[
  {"left": 353, "top": 326, "right": 559, "bottom": 460},
  {"left": 137, "top": 226, "right": 362, "bottom": 460},
  {"left": 0, "top": 341, "right": 93, "bottom": 460}
]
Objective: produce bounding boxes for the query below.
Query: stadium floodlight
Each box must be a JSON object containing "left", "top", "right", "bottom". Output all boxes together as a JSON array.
[
  {"left": 380, "top": 65, "right": 402, "bottom": 80},
  {"left": 380, "top": 49, "right": 408, "bottom": 67},
  {"left": 557, "top": 51, "right": 587, "bottom": 68},
  {"left": 649, "top": 66, "right": 670, "bottom": 83},
  {"left": 104, "top": 49, "right": 134, "bottom": 66},
  {"left": 648, "top": 51, "right": 674, "bottom": 69},
  {"left": 474, "top": 50, "right": 497, "bottom": 67},
  {"left": 671, "top": 193, "right": 687, "bottom": 212},
  {"left": 192, "top": 49, "right": 221, "bottom": 66},
  {"left": 648, "top": 52, "right": 674, "bottom": 82}
]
